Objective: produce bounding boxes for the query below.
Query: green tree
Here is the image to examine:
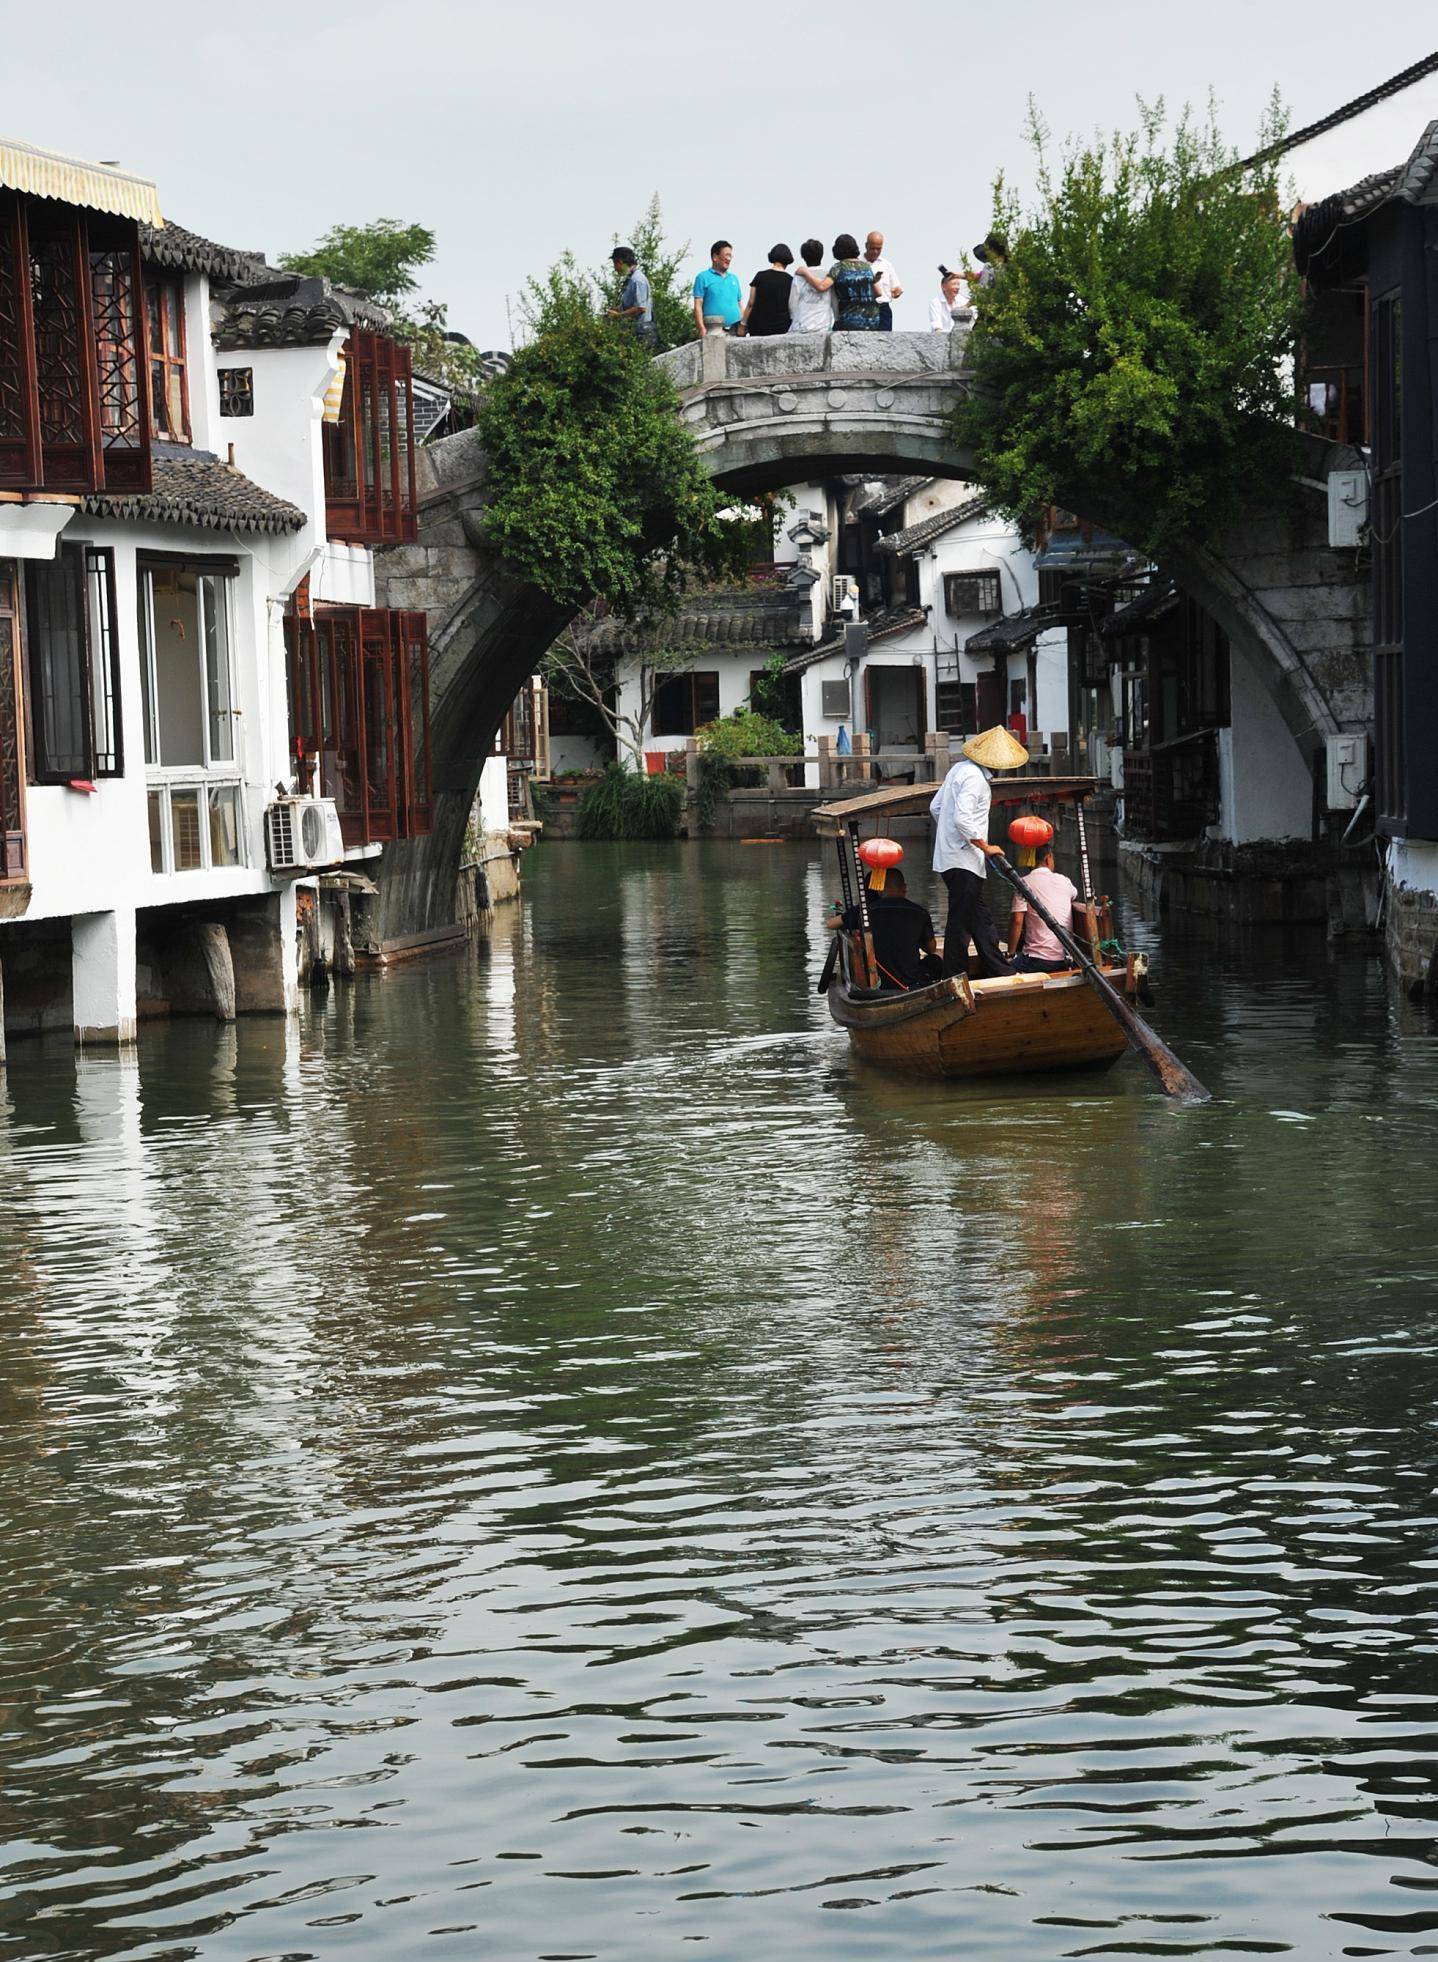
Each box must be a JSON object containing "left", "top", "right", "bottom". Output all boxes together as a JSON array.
[
  {"left": 476, "top": 314, "right": 730, "bottom": 614},
  {"left": 519, "top": 195, "right": 699, "bottom": 353},
  {"left": 279, "top": 218, "right": 435, "bottom": 308},
  {"left": 279, "top": 219, "right": 486, "bottom": 395},
  {"left": 956, "top": 95, "right": 1305, "bottom": 555}
]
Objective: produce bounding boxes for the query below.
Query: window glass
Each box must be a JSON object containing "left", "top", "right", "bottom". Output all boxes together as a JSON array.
[
  {"left": 147, "top": 788, "right": 165, "bottom": 872},
  {"left": 200, "top": 575, "right": 235, "bottom": 763},
  {"left": 84, "top": 550, "right": 120, "bottom": 773},
  {"left": 24, "top": 553, "right": 89, "bottom": 779},
  {"left": 170, "top": 788, "right": 202, "bottom": 870},
  {"left": 208, "top": 784, "right": 240, "bottom": 867}
]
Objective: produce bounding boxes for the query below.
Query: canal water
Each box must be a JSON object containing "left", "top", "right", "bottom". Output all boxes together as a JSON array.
[{"left": 4, "top": 842, "right": 1438, "bottom": 1962}]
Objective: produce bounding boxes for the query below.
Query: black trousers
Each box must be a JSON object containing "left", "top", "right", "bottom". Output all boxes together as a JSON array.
[
  {"left": 941, "top": 868, "right": 1014, "bottom": 979},
  {"left": 877, "top": 303, "right": 893, "bottom": 331}
]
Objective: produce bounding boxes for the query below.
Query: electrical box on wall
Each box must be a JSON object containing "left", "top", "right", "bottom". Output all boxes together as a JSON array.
[
  {"left": 1325, "top": 731, "right": 1364, "bottom": 811},
  {"left": 820, "top": 679, "right": 850, "bottom": 719},
  {"left": 1327, "top": 470, "right": 1368, "bottom": 548}
]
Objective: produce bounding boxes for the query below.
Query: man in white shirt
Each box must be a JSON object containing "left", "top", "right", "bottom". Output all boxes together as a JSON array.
[
  {"left": 1008, "top": 838, "right": 1079, "bottom": 973},
  {"left": 930, "top": 725, "right": 1028, "bottom": 978},
  {"left": 865, "top": 232, "right": 903, "bottom": 331}
]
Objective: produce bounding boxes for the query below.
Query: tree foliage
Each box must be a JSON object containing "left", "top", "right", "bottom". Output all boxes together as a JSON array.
[
  {"left": 279, "top": 219, "right": 487, "bottom": 394},
  {"left": 477, "top": 315, "right": 730, "bottom": 613},
  {"left": 695, "top": 709, "right": 802, "bottom": 760},
  {"left": 519, "top": 195, "right": 698, "bottom": 353},
  {"left": 280, "top": 219, "right": 435, "bottom": 307},
  {"left": 955, "top": 96, "right": 1305, "bottom": 555},
  {"left": 575, "top": 763, "right": 685, "bottom": 840}
]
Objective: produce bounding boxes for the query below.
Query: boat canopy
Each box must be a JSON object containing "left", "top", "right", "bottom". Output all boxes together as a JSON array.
[{"left": 812, "top": 774, "right": 1099, "bottom": 836}]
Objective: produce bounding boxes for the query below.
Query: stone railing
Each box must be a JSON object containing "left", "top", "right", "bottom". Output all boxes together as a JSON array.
[{"left": 654, "top": 327, "right": 973, "bottom": 394}]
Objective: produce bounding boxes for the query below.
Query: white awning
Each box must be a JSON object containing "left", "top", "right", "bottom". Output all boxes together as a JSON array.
[{"left": 0, "top": 137, "right": 163, "bottom": 226}]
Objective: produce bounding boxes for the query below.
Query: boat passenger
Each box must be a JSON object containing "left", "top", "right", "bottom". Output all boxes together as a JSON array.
[
  {"left": 1008, "top": 838, "right": 1079, "bottom": 973},
  {"left": 930, "top": 725, "right": 1028, "bottom": 979},
  {"left": 836, "top": 869, "right": 942, "bottom": 990}
]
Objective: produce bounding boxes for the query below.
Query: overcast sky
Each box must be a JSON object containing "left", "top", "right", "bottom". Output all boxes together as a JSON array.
[{"left": 7, "top": 1, "right": 1435, "bottom": 349}]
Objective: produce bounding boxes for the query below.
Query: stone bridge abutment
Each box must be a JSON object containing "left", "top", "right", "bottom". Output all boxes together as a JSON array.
[{"left": 375, "top": 331, "right": 1371, "bottom": 941}]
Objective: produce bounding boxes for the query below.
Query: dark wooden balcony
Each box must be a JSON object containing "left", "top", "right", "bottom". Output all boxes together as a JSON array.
[
  {"left": 322, "top": 330, "right": 418, "bottom": 547},
  {"left": 0, "top": 192, "right": 150, "bottom": 497},
  {"left": 1123, "top": 730, "right": 1220, "bottom": 843}
]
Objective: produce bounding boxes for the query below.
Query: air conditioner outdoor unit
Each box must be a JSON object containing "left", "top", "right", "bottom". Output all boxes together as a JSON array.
[
  {"left": 831, "top": 574, "right": 858, "bottom": 614},
  {"left": 265, "top": 795, "right": 345, "bottom": 873}
]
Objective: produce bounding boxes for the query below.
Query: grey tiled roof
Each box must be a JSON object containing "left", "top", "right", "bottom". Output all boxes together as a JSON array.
[
  {"left": 965, "top": 607, "right": 1053, "bottom": 655},
  {"left": 1292, "top": 121, "right": 1438, "bottom": 279},
  {"left": 576, "top": 586, "right": 815, "bottom": 657},
  {"left": 1247, "top": 54, "right": 1438, "bottom": 166},
  {"left": 780, "top": 605, "right": 928, "bottom": 675},
  {"left": 212, "top": 273, "right": 390, "bottom": 350},
  {"left": 140, "top": 222, "right": 266, "bottom": 282},
  {"left": 82, "top": 451, "right": 305, "bottom": 535},
  {"left": 875, "top": 493, "right": 991, "bottom": 556},
  {"left": 849, "top": 476, "right": 931, "bottom": 519},
  {"left": 1100, "top": 578, "right": 1180, "bottom": 640}
]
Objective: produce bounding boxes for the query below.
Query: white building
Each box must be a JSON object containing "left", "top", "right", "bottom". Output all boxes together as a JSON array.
[{"left": 0, "top": 141, "right": 434, "bottom": 1050}]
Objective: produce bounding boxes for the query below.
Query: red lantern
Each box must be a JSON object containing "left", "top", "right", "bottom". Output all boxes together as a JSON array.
[
  {"left": 858, "top": 837, "right": 903, "bottom": 892},
  {"left": 1007, "top": 814, "right": 1054, "bottom": 867}
]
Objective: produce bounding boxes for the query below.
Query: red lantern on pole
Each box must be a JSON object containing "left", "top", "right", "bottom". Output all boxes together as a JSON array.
[
  {"left": 1007, "top": 814, "right": 1054, "bottom": 868},
  {"left": 858, "top": 837, "right": 903, "bottom": 891}
]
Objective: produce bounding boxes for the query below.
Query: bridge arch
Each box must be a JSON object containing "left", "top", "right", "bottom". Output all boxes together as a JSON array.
[{"left": 374, "top": 331, "right": 1368, "bottom": 940}]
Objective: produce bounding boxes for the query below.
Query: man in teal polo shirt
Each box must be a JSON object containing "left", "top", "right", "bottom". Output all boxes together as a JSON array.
[{"left": 692, "top": 241, "right": 744, "bottom": 337}]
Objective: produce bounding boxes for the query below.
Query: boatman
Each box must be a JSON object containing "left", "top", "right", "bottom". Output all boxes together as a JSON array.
[{"left": 930, "top": 725, "right": 1030, "bottom": 978}]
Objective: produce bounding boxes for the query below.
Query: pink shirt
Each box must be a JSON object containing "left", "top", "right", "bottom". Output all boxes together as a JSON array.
[{"left": 1013, "top": 867, "right": 1077, "bottom": 963}]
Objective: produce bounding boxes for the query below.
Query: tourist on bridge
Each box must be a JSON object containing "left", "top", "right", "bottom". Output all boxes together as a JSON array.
[
  {"left": 1008, "top": 836, "right": 1079, "bottom": 974},
  {"left": 929, "top": 265, "right": 971, "bottom": 332},
  {"left": 864, "top": 232, "right": 903, "bottom": 330},
  {"left": 788, "top": 239, "right": 835, "bottom": 333},
  {"left": 973, "top": 232, "right": 1008, "bottom": 289},
  {"left": 693, "top": 241, "right": 745, "bottom": 337},
  {"left": 930, "top": 725, "right": 1028, "bottom": 980},
  {"left": 741, "top": 244, "right": 794, "bottom": 337},
  {"left": 606, "top": 246, "right": 656, "bottom": 348},
  {"left": 793, "top": 235, "right": 880, "bottom": 333}
]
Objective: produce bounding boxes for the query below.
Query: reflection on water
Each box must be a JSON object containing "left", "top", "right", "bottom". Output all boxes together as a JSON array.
[{"left": 3, "top": 840, "right": 1438, "bottom": 1961}]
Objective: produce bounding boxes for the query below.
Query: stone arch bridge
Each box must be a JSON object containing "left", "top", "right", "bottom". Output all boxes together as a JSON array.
[{"left": 375, "top": 330, "right": 1370, "bottom": 941}]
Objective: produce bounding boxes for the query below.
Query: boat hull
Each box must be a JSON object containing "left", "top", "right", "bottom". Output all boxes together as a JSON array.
[{"left": 828, "top": 965, "right": 1132, "bottom": 1079}]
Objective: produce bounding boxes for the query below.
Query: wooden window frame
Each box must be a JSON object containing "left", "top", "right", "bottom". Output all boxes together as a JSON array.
[
  {"left": 145, "top": 273, "right": 190, "bottom": 443},
  {"left": 322, "top": 330, "right": 418, "bottom": 545},
  {"left": 0, "top": 560, "right": 27, "bottom": 882},
  {"left": 23, "top": 544, "right": 123, "bottom": 784},
  {"left": 0, "top": 192, "right": 151, "bottom": 495},
  {"left": 285, "top": 602, "right": 431, "bottom": 846},
  {"left": 944, "top": 570, "right": 1002, "bottom": 618},
  {"left": 651, "top": 670, "right": 720, "bottom": 738}
]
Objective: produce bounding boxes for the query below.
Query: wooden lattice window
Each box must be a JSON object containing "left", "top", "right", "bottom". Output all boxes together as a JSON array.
[
  {"left": 145, "top": 276, "right": 189, "bottom": 441},
  {"left": 944, "top": 570, "right": 1002, "bottom": 617},
  {"left": 218, "top": 367, "right": 253, "bottom": 417},
  {"left": 0, "top": 192, "right": 150, "bottom": 495},
  {"left": 322, "top": 330, "right": 418, "bottom": 545},
  {"left": 0, "top": 560, "right": 27, "bottom": 882},
  {"left": 285, "top": 602, "right": 431, "bottom": 846},
  {"left": 23, "top": 545, "right": 122, "bottom": 783}
]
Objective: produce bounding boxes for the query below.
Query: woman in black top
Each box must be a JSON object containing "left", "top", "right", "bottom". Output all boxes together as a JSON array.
[{"left": 742, "top": 243, "right": 794, "bottom": 337}]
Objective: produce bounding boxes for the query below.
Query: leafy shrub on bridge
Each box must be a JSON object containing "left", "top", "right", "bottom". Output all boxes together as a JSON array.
[
  {"left": 956, "top": 96, "right": 1305, "bottom": 555},
  {"left": 478, "top": 315, "right": 730, "bottom": 615}
]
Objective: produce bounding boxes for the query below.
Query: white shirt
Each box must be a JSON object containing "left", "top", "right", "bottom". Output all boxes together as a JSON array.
[
  {"left": 789, "top": 269, "right": 835, "bottom": 332},
  {"left": 929, "top": 292, "right": 959, "bottom": 331},
  {"left": 867, "top": 254, "right": 899, "bottom": 302},
  {"left": 930, "top": 758, "right": 991, "bottom": 878}
]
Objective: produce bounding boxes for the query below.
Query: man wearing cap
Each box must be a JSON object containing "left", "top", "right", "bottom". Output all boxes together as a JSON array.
[
  {"left": 607, "top": 246, "right": 656, "bottom": 348},
  {"left": 930, "top": 725, "right": 1028, "bottom": 979}
]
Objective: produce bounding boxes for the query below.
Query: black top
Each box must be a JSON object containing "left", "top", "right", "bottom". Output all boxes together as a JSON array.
[
  {"left": 845, "top": 894, "right": 937, "bottom": 988},
  {"left": 746, "top": 268, "right": 793, "bottom": 337}
]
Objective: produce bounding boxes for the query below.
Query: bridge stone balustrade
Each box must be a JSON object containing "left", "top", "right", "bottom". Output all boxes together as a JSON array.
[{"left": 374, "top": 331, "right": 1371, "bottom": 946}]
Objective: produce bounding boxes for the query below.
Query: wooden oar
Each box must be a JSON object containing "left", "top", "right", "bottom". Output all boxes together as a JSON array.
[{"left": 988, "top": 849, "right": 1211, "bottom": 1104}]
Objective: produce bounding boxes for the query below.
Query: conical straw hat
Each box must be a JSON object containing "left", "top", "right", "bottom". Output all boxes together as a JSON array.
[{"left": 962, "top": 724, "right": 1029, "bottom": 770}]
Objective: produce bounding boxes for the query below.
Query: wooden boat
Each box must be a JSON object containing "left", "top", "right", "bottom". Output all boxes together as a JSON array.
[{"left": 814, "top": 775, "right": 1144, "bottom": 1081}]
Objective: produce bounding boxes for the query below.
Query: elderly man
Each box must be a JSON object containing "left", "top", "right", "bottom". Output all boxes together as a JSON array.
[
  {"left": 930, "top": 725, "right": 1029, "bottom": 978},
  {"left": 692, "top": 240, "right": 744, "bottom": 338},
  {"left": 864, "top": 231, "right": 903, "bottom": 330},
  {"left": 606, "top": 245, "right": 656, "bottom": 348}
]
